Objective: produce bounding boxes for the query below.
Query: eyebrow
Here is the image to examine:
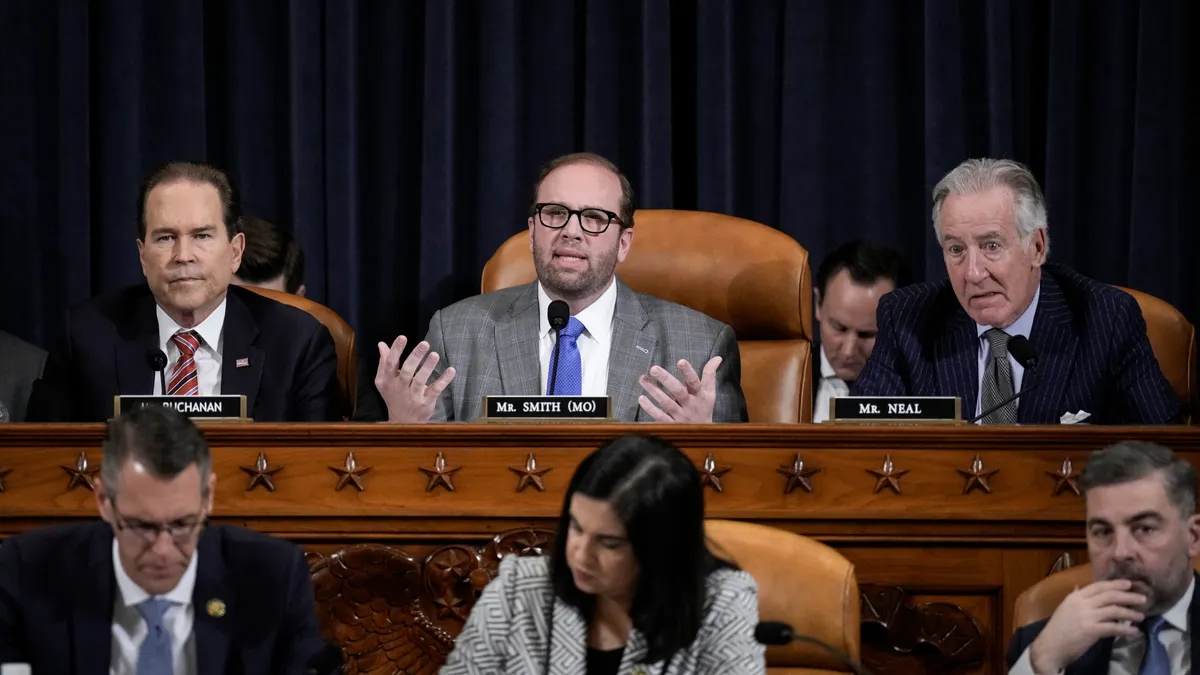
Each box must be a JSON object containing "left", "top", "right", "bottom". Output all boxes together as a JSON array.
[
  {"left": 569, "top": 515, "right": 627, "bottom": 542},
  {"left": 1127, "top": 510, "right": 1163, "bottom": 524}
]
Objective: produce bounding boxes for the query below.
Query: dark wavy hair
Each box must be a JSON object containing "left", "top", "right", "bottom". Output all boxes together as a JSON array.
[{"left": 549, "top": 434, "right": 733, "bottom": 663}]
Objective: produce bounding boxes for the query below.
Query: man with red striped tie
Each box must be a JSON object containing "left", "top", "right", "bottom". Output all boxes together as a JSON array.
[{"left": 27, "top": 162, "right": 341, "bottom": 422}]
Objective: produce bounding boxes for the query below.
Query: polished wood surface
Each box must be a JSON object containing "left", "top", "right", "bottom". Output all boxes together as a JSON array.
[{"left": 2, "top": 423, "right": 1195, "bottom": 673}]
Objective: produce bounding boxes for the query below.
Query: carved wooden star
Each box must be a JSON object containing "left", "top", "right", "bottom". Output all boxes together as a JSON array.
[
  {"left": 776, "top": 454, "right": 820, "bottom": 494},
  {"left": 0, "top": 467, "right": 12, "bottom": 494},
  {"left": 420, "top": 452, "right": 461, "bottom": 492},
  {"left": 240, "top": 452, "right": 282, "bottom": 492},
  {"left": 61, "top": 451, "right": 100, "bottom": 492},
  {"left": 866, "top": 454, "right": 909, "bottom": 494},
  {"left": 509, "top": 453, "right": 551, "bottom": 492},
  {"left": 329, "top": 451, "right": 371, "bottom": 492},
  {"left": 1046, "top": 458, "right": 1081, "bottom": 497},
  {"left": 699, "top": 453, "right": 731, "bottom": 493},
  {"left": 957, "top": 454, "right": 1000, "bottom": 494}
]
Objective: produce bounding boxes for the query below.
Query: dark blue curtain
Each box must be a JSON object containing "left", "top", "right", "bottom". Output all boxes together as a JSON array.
[{"left": 2, "top": 0, "right": 1196, "bottom": 367}]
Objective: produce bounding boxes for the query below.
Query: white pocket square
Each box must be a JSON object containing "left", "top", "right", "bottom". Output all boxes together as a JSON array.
[{"left": 1060, "top": 410, "right": 1091, "bottom": 425}]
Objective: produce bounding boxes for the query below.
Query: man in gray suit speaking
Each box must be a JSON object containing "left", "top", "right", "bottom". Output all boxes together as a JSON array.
[{"left": 374, "top": 152, "right": 748, "bottom": 423}]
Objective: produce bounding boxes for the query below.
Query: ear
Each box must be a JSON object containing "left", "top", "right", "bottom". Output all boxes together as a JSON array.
[
  {"left": 136, "top": 238, "right": 148, "bottom": 279},
  {"left": 296, "top": 283, "right": 307, "bottom": 298},
  {"left": 1030, "top": 229, "right": 1047, "bottom": 266},
  {"left": 204, "top": 473, "right": 218, "bottom": 515},
  {"left": 1186, "top": 513, "right": 1200, "bottom": 559},
  {"left": 95, "top": 477, "right": 114, "bottom": 525},
  {"left": 528, "top": 216, "right": 536, "bottom": 253},
  {"left": 615, "top": 227, "right": 634, "bottom": 264},
  {"left": 229, "top": 231, "right": 245, "bottom": 274},
  {"left": 814, "top": 289, "right": 823, "bottom": 322}
]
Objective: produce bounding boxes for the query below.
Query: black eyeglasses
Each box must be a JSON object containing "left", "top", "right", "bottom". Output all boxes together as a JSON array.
[
  {"left": 534, "top": 203, "right": 623, "bottom": 234},
  {"left": 112, "top": 502, "right": 207, "bottom": 545}
]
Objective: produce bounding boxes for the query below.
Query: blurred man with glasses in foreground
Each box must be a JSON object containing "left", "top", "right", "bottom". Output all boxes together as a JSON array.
[
  {"left": 0, "top": 405, "right": 329, "bottom": 674},
  {"left": 373, "top": 152, "right": 747, "bottom": 423}
]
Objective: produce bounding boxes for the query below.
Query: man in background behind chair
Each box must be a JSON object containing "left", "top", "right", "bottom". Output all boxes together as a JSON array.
[
  {"left": 812, "top": 241, "right": 912, "bottom": 423},
  {"left": 232, "top": 216, "right": 307, "bottom": 297}
]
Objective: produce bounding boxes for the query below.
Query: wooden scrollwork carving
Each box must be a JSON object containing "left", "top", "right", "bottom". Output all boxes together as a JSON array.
[{"left": 859, "top": 585, "right": 985, "bottom": 670}]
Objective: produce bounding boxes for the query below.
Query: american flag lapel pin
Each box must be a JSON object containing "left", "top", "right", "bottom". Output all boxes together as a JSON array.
[{"left": 235, "top": 358, "right": 250, "bottom": 368}]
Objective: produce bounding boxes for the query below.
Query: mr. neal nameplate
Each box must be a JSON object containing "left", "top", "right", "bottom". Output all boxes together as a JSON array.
[
  {"left": 828, "top": 396, "right": 960, "bottom": 424},
  {"left": 482, "top": 395, "right": 612, "bottom": 423},
  {"left": 115, "top": 395, "right": 249, "bottom": 420}
]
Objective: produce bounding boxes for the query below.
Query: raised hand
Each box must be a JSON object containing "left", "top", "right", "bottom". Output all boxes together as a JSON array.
[
  {"left": 637, "top": 357, "right": 722, "bottom": 423},
  {"left": 1029, "top": 579, "right": 1145, "bottom": 674},
  {"left": 374, "top": 336, "right": 456, "bottom": 423}
]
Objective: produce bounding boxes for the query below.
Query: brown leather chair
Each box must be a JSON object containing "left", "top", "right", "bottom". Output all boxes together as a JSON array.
[
  {"left": 480, "top": 210, "right": 815, "bottom": 422},
  {"left": 1012, "top": 559, "right": 1200, "bottom": 633},
  {"left": 706, "top": 520, "right": 860, "bottom": 674},
  {"left": 1114, "top": 286, "right": 1197, "bottom": 423},
  {"left": 241, "top": 286, "right": 357, "bottom": 417}
]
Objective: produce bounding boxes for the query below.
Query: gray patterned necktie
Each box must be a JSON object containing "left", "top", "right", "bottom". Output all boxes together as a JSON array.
[
  {"left": 135, "top": 597, "right": 175, "bottom": 675},
  {"left": 980, "top": 328, "right": 1017, "bottom": 424}
]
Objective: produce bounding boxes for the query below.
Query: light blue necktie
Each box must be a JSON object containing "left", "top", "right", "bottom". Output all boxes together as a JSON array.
[
  {"left": 136, "top": 597, "right": 175, "bottom": 675},
  {"left": 548, "top": 317, "right": 585, "bottom": 395},
  {"left": 1139, "top": 616, "right": 1169, "bottom": 675}
]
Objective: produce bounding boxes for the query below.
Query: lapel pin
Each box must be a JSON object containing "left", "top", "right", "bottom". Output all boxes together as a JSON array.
[
  {"left": 635, "top": 345, "right": 648, "bottom": 354},
  {"left": 633, "top": 668, "right": 647, "bottom": 675},
  {"left": 206, "top": 598, "right": 226, "bottom": 618},
  {"left": 235, "top": 357, "right": 250, "bottom": 368}
]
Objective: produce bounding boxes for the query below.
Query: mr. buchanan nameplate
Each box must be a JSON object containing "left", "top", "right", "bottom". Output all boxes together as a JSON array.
[
  {"left": 115, "top": 395, "right": 249, "bottom": 420},
  {"left": 482, "top": 395, "right": 613, "bottom": 423},
  {"left": 828, "top": 396, "right": 961, "bottom": 424}
]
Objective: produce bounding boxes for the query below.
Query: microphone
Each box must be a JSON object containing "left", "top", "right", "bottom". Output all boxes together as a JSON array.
[
  {"left": 546, "top": 300, "right": 570, "bottom": 395},
  {"left": 755, "top": 621, "right": 872, "bottom": 675},
  {"left": 965, "top": 335, "right": 1039, "bottom": 424},
  {"left": 145, "top": 348, "right": 168, "bottom": 395},
  {"left": 303, "top": 642, "right": 344, "bottom": 675}
]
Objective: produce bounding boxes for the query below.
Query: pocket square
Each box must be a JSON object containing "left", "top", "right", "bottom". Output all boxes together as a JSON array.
[{"left": 1060, "top": 410, "right": 1091, "bottom": 424}]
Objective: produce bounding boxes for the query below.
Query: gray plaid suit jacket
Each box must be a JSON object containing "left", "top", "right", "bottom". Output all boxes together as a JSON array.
[
  {"left": 424, "top": 280, "right": 748, "bottom": 422},
  {"left": 440, "top": 555, "right": 767, "bottom": 675}
]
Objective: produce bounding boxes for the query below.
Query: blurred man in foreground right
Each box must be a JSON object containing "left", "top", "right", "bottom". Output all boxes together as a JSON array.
[{"left": 1007, "top": 441, "right": 1200, "bottom": 674}]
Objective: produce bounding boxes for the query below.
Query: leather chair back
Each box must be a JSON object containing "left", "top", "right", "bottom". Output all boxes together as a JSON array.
[
  {"left": 1013, "top": 560, "right": 1200, "bottom": 633},
  {"left": 481, "top": 210, "right": 814, "bottom": 422},
  {"left": 706, "top": 520, "right": 860, "bottom": 674},
  {"left": 241, "top": 286, "right": 357, "bottom": 417},
  {"left": 1114, "top": 286, "right": 1197, "bottom": 423}
]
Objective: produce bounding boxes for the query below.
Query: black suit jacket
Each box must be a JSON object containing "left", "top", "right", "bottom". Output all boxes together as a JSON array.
[
  {"left": 26, "top": 284, "right": 341, "bottom": 422},
  {"left": 0, "top": 521, "right": 327, "bottom": 675},
  {"left": 852, "top": 263, "right": 1181, "bottom": 424},
  {"left": 1006, "top": 574, "right": 1200, "bottom": 673}
]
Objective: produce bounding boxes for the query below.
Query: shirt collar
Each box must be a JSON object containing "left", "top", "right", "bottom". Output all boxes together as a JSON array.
[
  {"left": 976, "top": 284, "right": 1040, "bottom": 340},
  {"left": 536, "top": 278, "right": 617, "bottom": 344},
  {"left": 111, "top": 536, "right": 198, "bottom": 609},
  {"left": 1162, "top": 575, "right": 1195, "bottom": 633},
  {"left": 819, "top": 347, "right": 841, "bottom": 382},
  {"left": 157, "top": 296, "right": 227, "bottom": 353}
]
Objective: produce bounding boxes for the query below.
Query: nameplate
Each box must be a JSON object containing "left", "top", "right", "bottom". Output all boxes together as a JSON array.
[
  {"left": 481, "top": 395, "right": 613, "bottom": 423},
  {"left": 114, "top": 395, "right": 249, "bottom": 421},
  {"left": 828, "top": 396, "right": 961, "bottom": 424}
]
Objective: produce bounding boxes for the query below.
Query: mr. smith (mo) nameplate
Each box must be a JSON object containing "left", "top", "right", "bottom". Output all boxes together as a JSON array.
[
  {"left": 481, "top": 395, "right": 614, "bottom": 423},
  {"left": 827, "top": 396, "right": 961, "bottom": 424},
  {"left": 114, "top": 395, "right": 249, "bottom": 421}
]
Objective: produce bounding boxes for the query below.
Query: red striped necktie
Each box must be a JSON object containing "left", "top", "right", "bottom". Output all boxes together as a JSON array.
[{"left": 167, "top": 331, "right": 201, "bottom": 396}]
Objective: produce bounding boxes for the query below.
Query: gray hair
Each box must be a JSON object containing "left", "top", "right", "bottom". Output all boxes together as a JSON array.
[
  {"left": 1080, "top": 441, "right": 1196, "bottom": 518},
  {"left": 101, "top": 406, "right": 212, "bottom": 499},
  {"left": 931, "top": 158, "right": 1050, "bottom": 257}
]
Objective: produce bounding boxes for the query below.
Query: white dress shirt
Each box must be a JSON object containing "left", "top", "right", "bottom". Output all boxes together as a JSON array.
[
  {"left": 537, "top": 280, "right": 617, "bottom": 396},
  {"left": 975, "top": 285, "right": 1040, "bottom": 422},
  {"left": 813, "top": 347, "right": 850, "bottom": 423},
  {"left": 110, "top": 539, "right": 199, "bottom": 675},
  {"left": 1010, "top": 577, "right": 1193, "bottom": 675},
  {"left": 153, "top": 299, "right": 226, "bottom": 396}
]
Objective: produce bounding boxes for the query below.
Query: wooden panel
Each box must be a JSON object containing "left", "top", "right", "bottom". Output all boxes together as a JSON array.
[{"left": 1, "top": 422, "right": 1195, "bottom": 674}]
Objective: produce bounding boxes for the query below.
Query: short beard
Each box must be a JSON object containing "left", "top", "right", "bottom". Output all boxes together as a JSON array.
[
  {"left": 533, "top": 239, "right": 619, "bottom": 302},
  {"left": 1106, "top": 557, "right": 1193, "bottom": 616}
]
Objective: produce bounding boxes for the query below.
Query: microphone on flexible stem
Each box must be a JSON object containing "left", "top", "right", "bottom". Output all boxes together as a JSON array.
[
  {"left": 965, "top": 335, "right": 1040, "bottom": 424},
  {"left": 755, "top": 621, "right": 872, "bottom": 675},
  {"left": 546, "top": 300, "right": 570, "bottom": 395},
  {"left": 145, "top": 348, "right": 168, "bottom": 394}
]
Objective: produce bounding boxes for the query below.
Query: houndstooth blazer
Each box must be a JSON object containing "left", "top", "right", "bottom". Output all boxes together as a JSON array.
[
  {"left": 423, "top": 279, "right": 748, "bottom": 422},
  {"left": 440, "top": 555, "right": 767, "bottom": 675}
]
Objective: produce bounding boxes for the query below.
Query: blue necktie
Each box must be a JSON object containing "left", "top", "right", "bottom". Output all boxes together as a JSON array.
[
  {"left": 136, "top": 597, "right": 175, "bottom": 675},
  {"left": 549, "top": 317, "right": 585, "bottom": 395},
  {"left": 1139, "top": 616, "right": 1169, "bottom": 675}
]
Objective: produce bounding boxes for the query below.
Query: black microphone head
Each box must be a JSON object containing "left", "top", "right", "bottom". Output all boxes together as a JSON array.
[
  {"left": 547, "top": 300, "right": 570, "bottom": 331},
  {"left": 754, "top": 621, "right": 795, "bottom": 646},
  {"left": 145, "top": 348, "right": 168, "bottom": 371},
  {"left": 1008, "top": 335, "right": 1038, "bottom": 370}
]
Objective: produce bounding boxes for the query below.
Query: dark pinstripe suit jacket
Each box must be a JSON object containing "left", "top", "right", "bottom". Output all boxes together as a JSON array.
[{"left": 852, "top": 263, "right": 1180, "bottom": 424}]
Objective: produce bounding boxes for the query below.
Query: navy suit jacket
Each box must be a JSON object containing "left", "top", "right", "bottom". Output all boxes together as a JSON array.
[
  {"left": 25, "top": 284, "right": 341, "bottom": 422},
  {"left": 0, "top": 521, "right": 327, "bottom": 675},
  {"left": 1006, "top": 573, "right": 1200, "bottom": 673},
  {"left": 852, "top": 263, "right": 1180, "bottom": 424}
]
